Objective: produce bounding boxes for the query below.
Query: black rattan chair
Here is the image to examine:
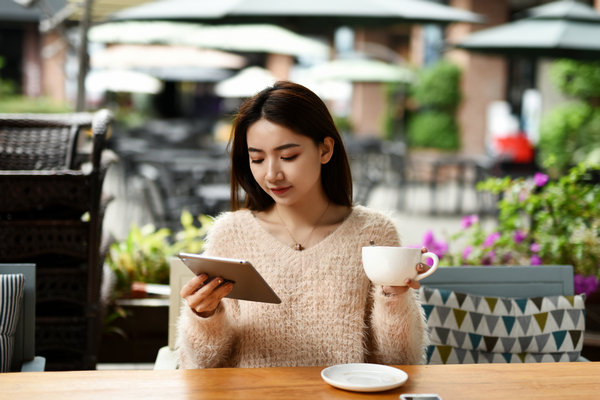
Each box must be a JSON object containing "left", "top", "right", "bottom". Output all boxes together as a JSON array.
[{"left": 0, "top": 109, "right": 113, "bottom": 370}]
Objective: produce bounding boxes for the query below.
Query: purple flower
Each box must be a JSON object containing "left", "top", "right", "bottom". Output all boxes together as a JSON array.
[
  {"left": 462, "top": 246, "right": 473, "bottom": 260},
  {"left": 461, "top": 214, "right": 479, "bottom": 229},
  {"left": 422, "top": 230, "right": 435, "bottom": 247},
  {"left": 530, "top": 254, "right": 542, "bottom": 265},
  {"left": 534, "top": 172, "right": 549, "bottom": 187},
  {"left": 418, "top": 230, "right": 448, "bottom": 261},
  {"left": 483, "top": 232, "right": 501, "bottom": 247},
  {"left": 513, "top": 230, "right": 526, "bottom": 244},
  {"left": 481, "top": 250, "right": 496, "bottom": 265},
  {"left": 574, "top": 274, "right": 599, "bottom": 296},
  {"left": 530, "top": 242, "right": 540, "bottom": 253}
]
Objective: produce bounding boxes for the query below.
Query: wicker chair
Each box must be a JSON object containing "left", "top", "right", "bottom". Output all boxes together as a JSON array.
[{"left": 0, "top": 109, "right": 113, "bottom": 370}]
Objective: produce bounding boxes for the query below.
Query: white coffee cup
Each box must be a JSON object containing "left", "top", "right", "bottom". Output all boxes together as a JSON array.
[{"left": 362, "top": 246, "right": 439, "bottom": 286}]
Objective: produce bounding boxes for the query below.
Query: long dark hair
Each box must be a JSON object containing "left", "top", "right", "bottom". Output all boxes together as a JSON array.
[{"left": 228, "top": 81, "right": 353, "bottom": 211}]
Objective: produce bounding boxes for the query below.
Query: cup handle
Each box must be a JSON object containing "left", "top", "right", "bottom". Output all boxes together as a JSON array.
[{"left": 415, "top": 252, "right": 439, "bottom": 281}]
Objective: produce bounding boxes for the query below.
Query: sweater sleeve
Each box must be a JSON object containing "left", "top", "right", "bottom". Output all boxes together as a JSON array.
[
  {"left": 176, "top": 302, "right": 236, "bottom": 368},
  {"left": 175, "top": 212, "right": 239, "bottom": 369},
  {"left": 365, "top": 213, "right": 430, "bottom": 365}
]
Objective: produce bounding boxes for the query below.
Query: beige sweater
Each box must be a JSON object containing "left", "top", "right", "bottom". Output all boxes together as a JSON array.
[{"left": 176, "top": 205, "right": 429, "bottom": 368}]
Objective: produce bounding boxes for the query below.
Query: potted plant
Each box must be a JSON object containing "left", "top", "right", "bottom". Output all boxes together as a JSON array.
[
  {"left": 100, "top": 211, "right": 213, "bottom": 363},
  {"left": 439, "top": 162, "right": 599, "bottom": 295}
]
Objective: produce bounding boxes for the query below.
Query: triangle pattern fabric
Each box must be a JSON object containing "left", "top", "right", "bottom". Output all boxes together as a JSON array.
[
  {"left": 552, "top": 330, "right": 567, "bottom": 350},
  {"left": 485, "top": 297, "right": 498, "bottom": 313},
  {"left": 515, "top": 298, "right": 528, "bottom": 314},
  {"left": 437, "top": 306, "right": 451, "bottom": 325},
  {"left": 550, "top": 309, "right": 565, "bottom": 327},
  {"left": 455, "top": 292, "right": 467, "bottom": 308},
  {"left": 453, "top": 308, "right": 467, "bottom": 329},
  {"left": 470, "top": 312, "right": 483, "bottom": 331},
  {"left": 418, "top": 287, "right": 585, "bottom": 365},
  {"left": 531, "top": 297, "right": 544, "bottom": 311},
  {"left": 502, "top": 316, "right": 516, "bottom": 335}
]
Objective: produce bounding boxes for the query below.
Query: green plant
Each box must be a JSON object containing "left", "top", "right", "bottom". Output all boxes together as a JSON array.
[
  {"left": 407, "top": 111, "right": 459, "bottom": 150},
  {"left": 549, "top": 59, "right": 600, "bottom": 101},
  {"left": 443, "top": 163, "right": 600, "bottom": 282},
  {"left": 0, "top": 56, "right": 72, "bottom": 113},
  {"left": 411, "top": 60, "right": 462, "bottom": 111},
  {"left": 105, "top": 210, "right": 213, "bottom": 297},
  {"left": 539, "top": 60, "right": 600, "bottom": 177},
  {"left": 406, "top": 60, "right": 462, "bottom": 150}
]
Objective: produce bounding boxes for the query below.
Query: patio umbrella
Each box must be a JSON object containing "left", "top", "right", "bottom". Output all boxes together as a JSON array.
[
  {"left": 89, "top": 22, "right": 329, "bottom": 58},
  {"left": 109, "top": 0, "right": 484, "bottom": 26},
  {"left": 214, "top": 66, "right": 276, "bottom": 98},
  {"left": 306, "top": 57, "right": 414, "bottom": 83},
  {"left": 455, "top": 0, "right": 600, "bottom": 59},
  {"left": 90, "top": 44, "right": 246, "bottom": 69},
  {"left": 85, "top": 69, "right": 163, "bottom": 94}
]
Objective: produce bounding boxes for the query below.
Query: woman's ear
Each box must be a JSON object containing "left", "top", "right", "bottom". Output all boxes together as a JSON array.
[{"left": 320, "top": 137, "right": 335, "bottom": 164}]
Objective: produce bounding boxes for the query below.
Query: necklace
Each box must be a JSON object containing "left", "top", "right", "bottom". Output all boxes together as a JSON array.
[{"left": 275, "top": 202, "right": 330, "bottom": 251}]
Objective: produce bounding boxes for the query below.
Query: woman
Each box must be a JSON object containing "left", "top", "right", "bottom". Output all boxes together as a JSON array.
[{"left": 177, "top": 81, "right": 429, "bottom": 368}]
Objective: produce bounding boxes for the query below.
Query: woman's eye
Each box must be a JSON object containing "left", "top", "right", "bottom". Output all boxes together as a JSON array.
[
  {"left": 281, "top": 155, "right": 298, "bottom": 161},
  {"left": 250, "top": 159, "right": 264, "bottom": 164}
]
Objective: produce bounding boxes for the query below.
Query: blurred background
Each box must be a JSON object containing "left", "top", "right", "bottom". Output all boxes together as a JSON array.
[{"left": 2, "top": 0, "right": 599, "bottom": 369}]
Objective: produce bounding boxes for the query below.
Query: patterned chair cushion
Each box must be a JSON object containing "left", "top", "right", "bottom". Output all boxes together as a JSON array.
[
  {"left": 0, "top": 274, "right": 24, "bottom": 372},
  {"left": 418, "top": 286, "right": 585, "bottom": 364}
]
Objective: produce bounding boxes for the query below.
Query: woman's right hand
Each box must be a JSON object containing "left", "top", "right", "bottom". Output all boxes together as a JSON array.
[{"left": 180, "top": 274, "right": 234, "bottom": 318}]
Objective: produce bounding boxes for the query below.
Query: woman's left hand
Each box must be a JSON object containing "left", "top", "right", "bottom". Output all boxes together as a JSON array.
[{"left": 381, "top": 247, "right": 430, "bottom": 296}]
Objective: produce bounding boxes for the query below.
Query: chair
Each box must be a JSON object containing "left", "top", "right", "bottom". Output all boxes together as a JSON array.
[
  {"left": 0, "top": 110, "right": 113, "bottom": 370},
  {"left": 154, "top": 257, "right": 194, "bottom": 370},
  {"left": 420, "top": 265, "right": 588, "bottom": 363},
  {"left": 1, "top": 263, "right": 45, "bottom": 372}
]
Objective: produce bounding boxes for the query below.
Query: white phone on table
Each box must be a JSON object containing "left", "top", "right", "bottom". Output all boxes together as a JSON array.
[{"left": 400, "top": 395, "right": 442, "bottom": 400}]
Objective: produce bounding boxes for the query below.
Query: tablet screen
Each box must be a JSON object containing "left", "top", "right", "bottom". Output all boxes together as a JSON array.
[{"left": 178, "top": 253, "right": 281, "bottom": 304}]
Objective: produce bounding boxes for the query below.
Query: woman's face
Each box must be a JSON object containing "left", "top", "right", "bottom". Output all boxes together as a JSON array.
[{"left": 246, "top": 118, "right": 333, "bottom": 207}]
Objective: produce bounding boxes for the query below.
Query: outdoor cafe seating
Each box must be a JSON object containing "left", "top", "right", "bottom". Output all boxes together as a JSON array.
[{"left": 0, "top": 109, "right": 113, "bottom": 370}]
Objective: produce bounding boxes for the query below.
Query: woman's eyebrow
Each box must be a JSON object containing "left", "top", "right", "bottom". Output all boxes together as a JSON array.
[{"left": 248, "top": 143, "right": 300, "bottom": 153}]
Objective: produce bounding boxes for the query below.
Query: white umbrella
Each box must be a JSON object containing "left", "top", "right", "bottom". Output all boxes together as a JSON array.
[
  {"left": 91, "top": 44, "right": 246, "bottom": 69},
  {"left": 109, "top": 0, "right": 484, "bottom": 25},
  {"left": 86, "top": 69, "right": 163, "bottom": 94},
  {"left": 89, "top": 22, "right": 329, "bottom": 58},
  {"left": 307, "top": 58, "right": 414, "bottom": 83},
  {"left": 214, "top": 66, "right": 276, "bottom": 98}
]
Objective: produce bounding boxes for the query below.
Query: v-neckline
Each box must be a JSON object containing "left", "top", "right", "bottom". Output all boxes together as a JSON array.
[{"left": 248, "top": 207, "right": 357, "bottom": 254}]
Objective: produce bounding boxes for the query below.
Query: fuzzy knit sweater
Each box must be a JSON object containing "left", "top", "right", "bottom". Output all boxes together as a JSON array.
[{"left": 176, "top": 205, "right": 429, "bottom": 368}]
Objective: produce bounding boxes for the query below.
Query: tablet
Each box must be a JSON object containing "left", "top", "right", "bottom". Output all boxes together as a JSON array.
[{"left": 178, "top": 252, "right": 281, "bottom": 304}]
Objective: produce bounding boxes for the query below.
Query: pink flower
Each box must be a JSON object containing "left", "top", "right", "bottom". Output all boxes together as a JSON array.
[
  {"left": 462, "top": 246, "right": 473, "bottom": 260},
  {"left": 461, "top": 214, "right": 479, "bottom": 229},
  {"left": 534, "top": 172, "right": 549, "bottom": 187},
  {"left": 513, "top": 230, "right": 526, "bottom": 244},
  {"left": 483, "top": 232, "right": 500, "bottom": 247},
  {"left": 530, "top": 242, "right": 540, "bottom": 253},
  {"left": 530, "top": 254, "right": 542, "bottom": 265},
  {"left": 418, "top": 230, "right": 448, "bottom": 261},
  {"left": 422, "top": 230, "right": 435, "bottom": 247}
]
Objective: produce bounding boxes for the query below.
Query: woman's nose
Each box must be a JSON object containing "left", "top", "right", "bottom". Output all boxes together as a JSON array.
[{"left": 266, "top": 160, "right": 282, "bottom": 181}]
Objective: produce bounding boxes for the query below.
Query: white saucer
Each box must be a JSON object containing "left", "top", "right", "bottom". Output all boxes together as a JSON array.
[{"left": 321, "top": 363, "right": 408, "bottom": 392}]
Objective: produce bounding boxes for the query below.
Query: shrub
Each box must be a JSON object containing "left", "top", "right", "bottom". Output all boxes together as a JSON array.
[{"left": 407, "top": 111, "right": 459, "bottom": 150}]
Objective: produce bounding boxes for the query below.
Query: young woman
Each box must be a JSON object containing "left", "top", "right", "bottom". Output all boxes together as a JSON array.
[{"left": 177, "top": 81, "right": 429, "bottom": 368}]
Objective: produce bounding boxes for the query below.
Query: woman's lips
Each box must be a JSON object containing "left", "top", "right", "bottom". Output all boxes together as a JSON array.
[{"left": 271, "top": 186, "right": 290, "bottom": 195}]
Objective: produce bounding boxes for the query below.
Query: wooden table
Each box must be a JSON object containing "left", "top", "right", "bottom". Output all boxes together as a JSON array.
[{"left": 2, "top": 362, "right": 598, "bottom": 400}]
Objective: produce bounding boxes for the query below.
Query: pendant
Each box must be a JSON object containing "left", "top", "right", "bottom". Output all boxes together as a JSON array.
[{"left": 294, "top": 243, "right": 304, "bottom": 251}]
